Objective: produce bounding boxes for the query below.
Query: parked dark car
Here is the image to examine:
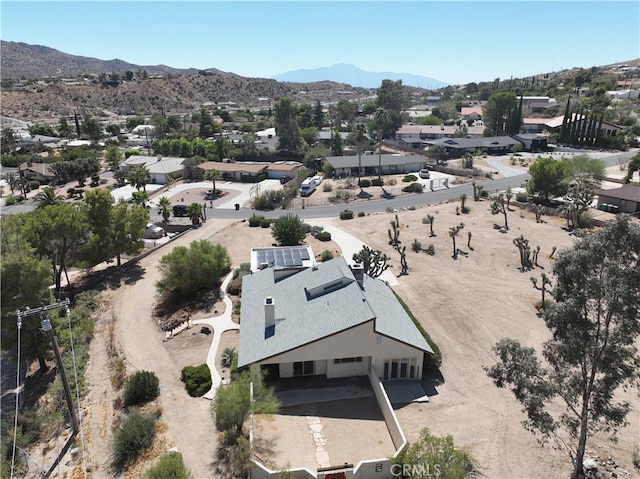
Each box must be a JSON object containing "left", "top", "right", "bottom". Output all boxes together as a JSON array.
[
  {"left": 279, "top": 176, "right": 293, "bottom": 185},
  {"left": 173, "top": 205, "right": 189, "bottom": 217}
]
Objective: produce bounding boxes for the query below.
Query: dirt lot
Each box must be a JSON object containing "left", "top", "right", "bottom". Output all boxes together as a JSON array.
[{"left": 25, "top": 170, "right": 639, "bottom": 479}]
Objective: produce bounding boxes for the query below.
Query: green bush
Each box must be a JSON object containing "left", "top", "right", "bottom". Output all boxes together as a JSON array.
[
  {"left": 480, "top": 189, "right": 489, "bottom": 198},
  {"left": 371, "top": 178, "right": 384, "bottom": 187},
  {"left": 402, "top": 174, "right": 418, "bottom": 183},
  {"left": 260, "top": 218, "right": 272, "bottom": 228},
  {"left": 248, "top": 215, "right": 264, "bottom": 227},
  {"left": 322, "top": 182, "right": 333, "bottom": 192},
  {"left": 226, "top": 278, "right": 242, "bottom": 296},
  {"left": 181, "top": 364, "right": 212, "bottom": 397},
  {"left": 357, "top": 211, "right": 365, "bottom": 217},
  {"left": 4, "top": 194, "right": 22, "bottom": 206},
  {"left": 515, "top": 192, "right": 529, "bottom": 203},
  {"left": 402, "top": 182, "right": 424, "bottom": 193},
  {"left": 112, "top": 409, "right": 157, "bottom": 471},
  {"left": 28, "top": 180, "right": 41, "bottom": 190},
  {"left": 425, "top": 244, "right": 435, "bottom": 256},
  {"left": 317, "top": 231, "right": 332, "bottom": 242},
  {"left": 339, "top": 209, "right": 354, "bottom": 220},
  {"left": 358, "top": 179, "right": 371, "bottom": 188},
  {"left": 321, "top": 250, "right": 333, "bottom": 262},
  {"left": 144, "top": 452, "right": 192, "bottom": 479},
  {"left": 124, "top": 371, "right": 160, "bottom": 408}
]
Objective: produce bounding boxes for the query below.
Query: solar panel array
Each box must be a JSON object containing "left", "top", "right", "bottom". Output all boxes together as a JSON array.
[{"left": 256, "top": 247, "right": 310, "bottom": 268}]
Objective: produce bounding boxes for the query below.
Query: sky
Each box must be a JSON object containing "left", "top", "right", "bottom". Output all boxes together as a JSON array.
[{"left": 1, "top": 1, "right": 639, "bottom": 85}]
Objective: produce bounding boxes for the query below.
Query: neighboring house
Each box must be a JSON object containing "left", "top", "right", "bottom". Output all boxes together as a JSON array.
[
  {"left": 199, "top": 160, "right": 267, "bottom": 182},
  {"left": 18, "top": 161, "right": 56, "bottom": 182},
  {"left": 511, "top": 133, "right": 548, "bottom": 152},
  {"left": 605, "top": 90, "right": 640, "bottom": 101},
  {"left": 395, "top": 124, "right": 485, "bottom": 140},
  {"left": 596, "top": 185, "right": 640, "bottom": 215},
  {"left": 324, "top": 154, "right": 425, "bottom": 177},
  {"left": 120, "top": 155, "right": 186, "bottom": 184},
  {"left": 524, "top": 115, "right": 624, "bottom": 137},
  {"left": 521, "top": 96, "right": 558, "bottom": 112},
  {"left": 238, "top": 256, "right": 433, "bottom": 381},
  {"left": 460, "top": 106, "right": 483, "bottom": 121},
  {"left": 265, "top": 160, "right": 304, "bottom": 180},
  {"left": 406, "top": 104, "right": 432, "bottom": 120},
  {"left": 317, "top": 130, "right": 349, "bottom": 149},
  {"left": 424, "top": 136, "right": 523, "bottom": 157}
]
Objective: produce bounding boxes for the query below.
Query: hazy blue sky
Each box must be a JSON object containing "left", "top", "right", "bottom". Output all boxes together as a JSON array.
[{"left": 2, "top": 1, "right": 639, "bottom": 85}]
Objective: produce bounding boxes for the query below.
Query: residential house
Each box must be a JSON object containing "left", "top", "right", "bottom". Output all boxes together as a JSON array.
[
  {"left": 199, "top": 160, "right": 267, "bottom": 182},
  {"left": 120, "top": 155, "right": 186, "bottom": 184},
  {"left": 511, "top": 133, "right": 548, "bottom": 152},
  {"left": 522, "top": 96, "right": 558, "bottom": 112},
  {"left": 324, "top": 153, "right": 425, "bottom": 177},
  {"left": 18, "top": 161, "right": 56, "bottom": 182},
  {"left": 596, "top": 185, "right": 640, "bottom": 215},
  {"left": 395, "top": 124, "right": 485, "bottom": 140},
  {"left": 522, "top": 115, "right": 624, "bottom": 137},
  {"left": 250, "top": 246, "right": 316, "bottom": 273},
  {"left": 238, "top": 256, "right": 433, "bottom": 381},
  {"left": 317, "top": 130, "right": 349, "bottom": 149},
  {"left": 460, "top": 106, "right": 483, "bottom": 121},
  {"left": 265, "top": 161, "right": 304, "bottom": 180},
  {"left": 424, "top": 136, "right": 522, "bottom": 157}
]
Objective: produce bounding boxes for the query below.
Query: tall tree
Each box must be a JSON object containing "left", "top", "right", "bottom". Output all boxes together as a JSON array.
[
  {"left": 205, "top": 169, "right": 220, "bottom": 193},
  {"left": 157, "top": 196, "right": 172, "bottom": 222},
  {"left": 22, "top": 204, "right": 88, "bottom": 295},
  {"left": 331, "top": 130, "right": 344, "bottom": 156},
  {"left": 526, "top": 157, "right": 570, "bottom": 201},
  {"left": 354, "top": 122, "right": 367, "bottom": 186},
  {"left": 274, "top": 97, "right": 302, "bottom": 152},
  {"left": 110, "top": 202, "right": 148, "bottom": 266},
  {"left": 563, "top": 154, "right": 605, "bottom": 228},
  {"left": 483, "top": 92, "right": 517, "bottom": 136},
  {"left": 376, "top": 79, "right": 407, "bottom": 113},
  {"left": 374, "top": 108, "right": 388, "bottom": 180},
  {"left": 128, "top": 166, "right": 152, "bottom": 191},
  {"left": 105, "top": 145, "right": 123, "bottom": 171},
  {"left": 486, "top": 216, "right": 640, "bottom": 479}
]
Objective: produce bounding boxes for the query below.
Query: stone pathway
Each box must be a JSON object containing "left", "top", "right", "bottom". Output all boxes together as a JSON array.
[
  {"left": 304, "top": 405, "right": 330, "bottom": 468},
  {"left": 192, "top": 271, "right": 239, "bottom": 399}
]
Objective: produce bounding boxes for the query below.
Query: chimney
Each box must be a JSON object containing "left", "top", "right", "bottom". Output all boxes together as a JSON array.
[
  {"left": 351, "top": 263, "right": 364, "bottom": 287},
  {"left": 264, "top": 296, "right": 275, "bottom": 336}
]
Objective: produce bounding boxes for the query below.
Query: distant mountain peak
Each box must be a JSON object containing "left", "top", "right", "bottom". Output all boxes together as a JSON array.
[{"left": 271, "top": 64, "right": 448, "bottom": 89}]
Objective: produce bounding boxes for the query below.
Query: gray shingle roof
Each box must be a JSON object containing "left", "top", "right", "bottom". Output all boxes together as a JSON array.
[
  {"left": 325, "top": 154, "right": 424, "bottom": 169},
  {"left": 238, "top": 256, "right": 432, "bottom": 367}
]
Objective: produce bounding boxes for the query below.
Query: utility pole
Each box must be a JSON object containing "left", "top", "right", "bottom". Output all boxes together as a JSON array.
[{"left": 15, "top": 299, "right": 80, "bottom": 479}]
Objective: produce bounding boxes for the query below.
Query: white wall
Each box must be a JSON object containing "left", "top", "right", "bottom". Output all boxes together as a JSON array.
[{"left": 260, "top": 321, "right": 424, "bottom": 380}]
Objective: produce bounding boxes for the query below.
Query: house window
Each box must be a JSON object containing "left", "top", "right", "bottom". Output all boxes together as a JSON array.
[
  {"left": 294, "top": 361, "right": 314, "bottom": 376},
  {"left": 334, "top": 357, "right": 362, "bottom": 364}
]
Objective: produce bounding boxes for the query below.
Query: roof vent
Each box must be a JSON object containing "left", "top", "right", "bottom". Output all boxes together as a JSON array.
[{"left": 264, "top": 296, "right": 275, "bottom": 338}]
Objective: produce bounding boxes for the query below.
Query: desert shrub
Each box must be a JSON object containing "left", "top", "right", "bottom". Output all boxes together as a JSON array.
[
  {"left": 124, "top": 371, "right": 160, "bottom": 408},
  {"left": 339, "top": 209, "right": 354, "bottom": 220},
  {"left": 181, "top": 364, "right": 212, "bottom": 397},
  {"left": 144, "top": 451, "right": 192, "bottom": 479},
  {"left": 28, "top": 180, "right": 41, "bottom": 190},
  {"left": 412, "top": 239, "right": 422, "bottom": 252},
  {"left": 4, "top": 194, "right": 21, "bottom": 206},
  {"left": 67, "top": 187, "right": 76, "bottom": 197},
  {"left": 231, "top": 263, "right": 251, "bottom": 280},
  {"left": 309, "top": 225, "right": 324, "bottom": 238},
  {"left": 271, "top": 214, "right": 307, "bottom": 246},
  {"left": 358, "top": 179, "right": 371, "bottom": 188},
  {"left": 322, "top": 182, "right": 332, "bottom": 192},
  {"left": 357, "top": 211, "right": 365, "bottom": 217},
  {"left": 402, "top": 174, "right": 418, "bottom": 182},
  {"left": 579, "top": 210, "right": 594, "bottom": 229},
  {"left": 317, "top": 231, "right": 332, "bottom": 242},
  {"left": 387, "top": 178, "right": 397, "bottom": 186},
  {"left": 248, "top": 215, "right": 264, "bottom": 227},
  {"left": 321, "top": 250, "right": 333, "bottom": 262},
  {"left": 402, "top": 182, "right": 424, "bottom": 193},
  {"left": 260, "top": 218, "right": 272, "bottom": 228},
  {"left": 425, "top": 244, "right": 435, "bottom": 255},
  {"left": 112, "top": 409, "right": 157, "bottom": 471},
  {"left": 515, "top": 192, "right": 529, "bottom": 202},
  {"left": 371, "top": 178, "right": 384, "bottom": 186},
  {"left": 226, "top": 278, "right": 242, "bottom": 295},
  {"left": 480, "top": 189, "right": 489, "bottom": 198}
]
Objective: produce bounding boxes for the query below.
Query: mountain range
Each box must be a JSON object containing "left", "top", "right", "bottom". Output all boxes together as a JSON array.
[{"left": 271, "top": 63, "right": 448, "bottom": 89}]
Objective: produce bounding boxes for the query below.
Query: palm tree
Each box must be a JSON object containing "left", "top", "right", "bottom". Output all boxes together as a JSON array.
[
  {"left": 374, "top": 108, "right": 388, "bottom": 180},
  {"left": 132, "top": 190, "right": 149, "bottom": 207},
  {"left": 205, "top": 169, "right": 220, "bottom": 194},
  {"left": 33, "top": 186, "right": 65, "bottom": 209},
  {"left": 128, "top": 166, "right": 152, "bottom": 191},
  {"left": 187, "top": 202, "right": 203, "bottom": 225},
  {"left": 354, "top": 122, "right": 367, "bottom": 187},
  {"left": 157, "top": 196, "right": 172, "bottom": 222}
]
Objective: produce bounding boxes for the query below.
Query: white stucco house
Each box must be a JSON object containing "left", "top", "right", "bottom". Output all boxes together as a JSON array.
[
  {"left": 238, "top": 256, "right": 433, "bottom": 381},
  {"left": 120, "top": 155, "right": 186, "bottom": 184}
]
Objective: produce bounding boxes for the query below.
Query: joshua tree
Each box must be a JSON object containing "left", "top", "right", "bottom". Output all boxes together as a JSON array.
[
  {"left": 353, "top": 245, "right": 389, "bottom": 278},
  {"left": 398, "top": 245, "right": 408, "bottom": 275},
  {"left": 467, "top": 231, "right": 473, "bottom": 250},
  {"left": 157, "top": 196, "right": 172, "bottom": 222},
  {"left": 513, "top": 235, "right": 533, "bottom": 271},
  {"left": 388, "top": 213, "right": 401, "bottom": 247},
  {"left": 491, "top": 194, "right": 509, "bottom": 230},
  {"left": 460, "top": 193, "right": 469, "bottom": 213},
  {"left": 530, "top": 273, "right": 552, "bottom": 310},
  {"left": 449, "top": 223, "right": 465, "bottom": 259},
  {"left": 549, "top": 246, "right": 557, "bottom": 259},
  {"left": 531, "top": 203, "right": 545, "bottom": 223},
  {"left": 505, "top": 186, "right": 513, "bottom": 211},
  {"left": 423, "top": 214, "right": 435, "bottom": 237}
]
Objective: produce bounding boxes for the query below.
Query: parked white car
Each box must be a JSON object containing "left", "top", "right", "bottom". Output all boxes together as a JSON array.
[
  {"left": 143, "top": 222, "right": 166, "bottom": 239},
  {"left": 419, "top": 169, "right": 431, "bottom": 179}
]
